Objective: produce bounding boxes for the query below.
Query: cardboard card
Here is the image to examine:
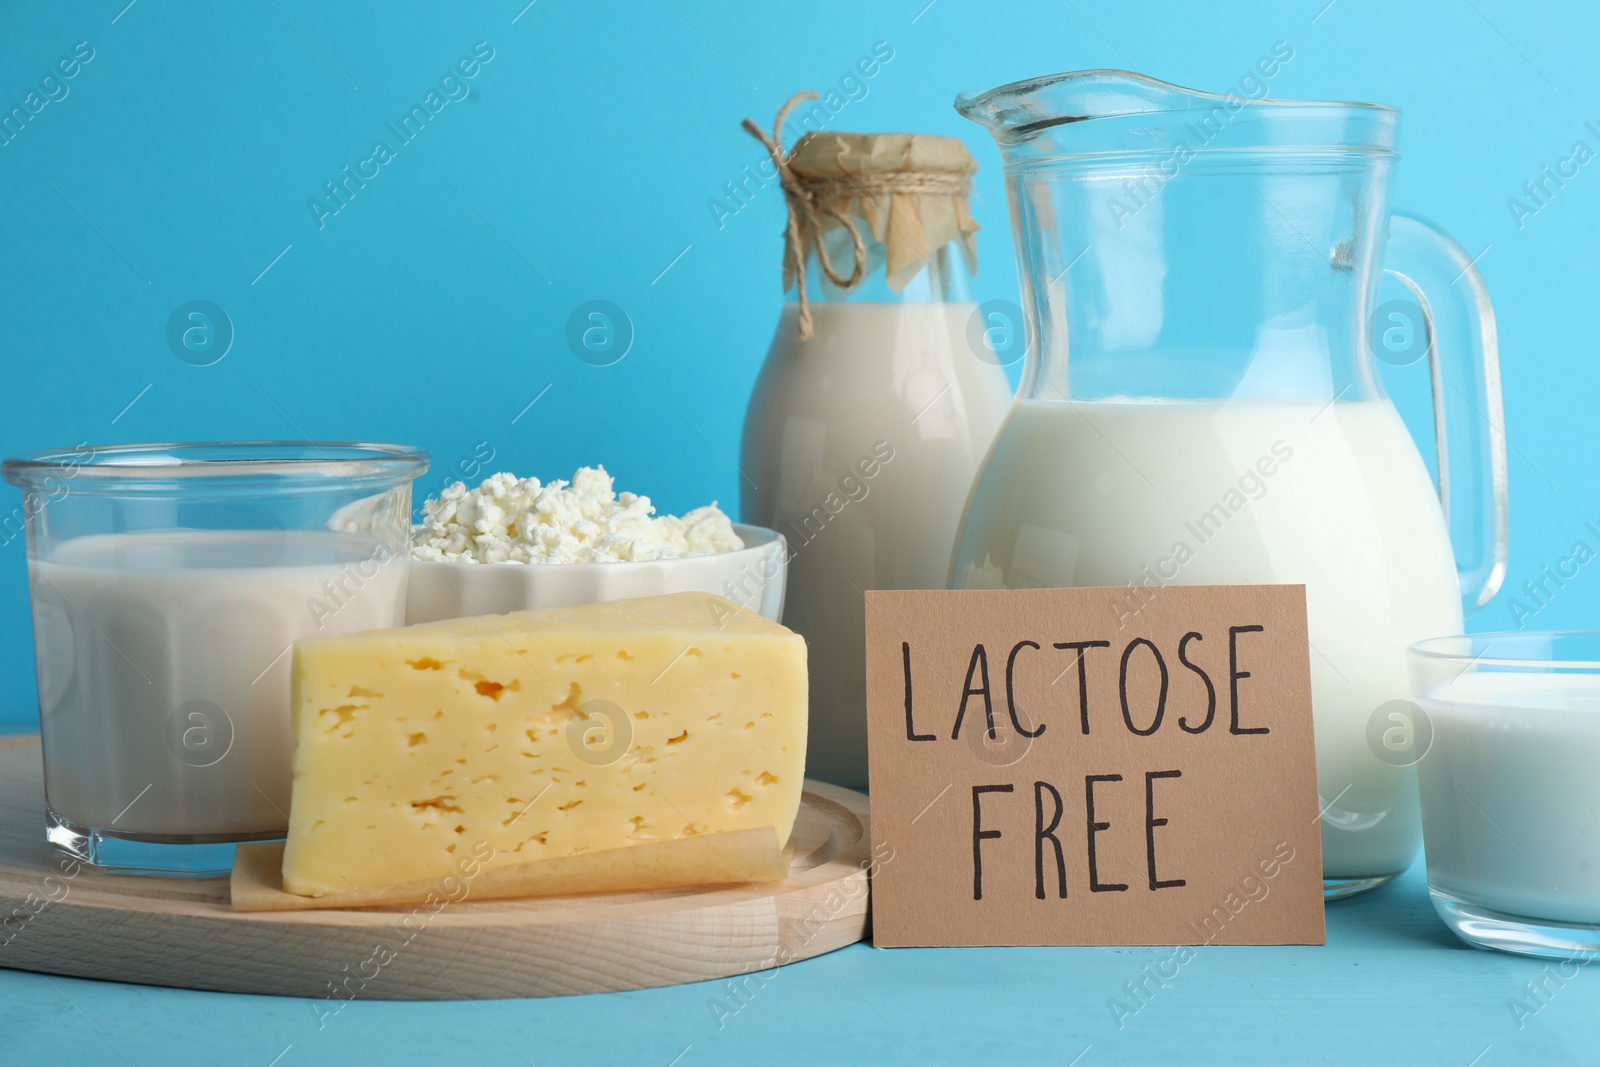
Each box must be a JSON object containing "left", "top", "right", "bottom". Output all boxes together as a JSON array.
[{"left": 864, "top": 585, "right": 1325, "bottom": 948}]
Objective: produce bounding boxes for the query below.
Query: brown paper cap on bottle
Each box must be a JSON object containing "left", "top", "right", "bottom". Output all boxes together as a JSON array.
[{"left": 785, "top": 132, "right": 979, "bottom": 292}]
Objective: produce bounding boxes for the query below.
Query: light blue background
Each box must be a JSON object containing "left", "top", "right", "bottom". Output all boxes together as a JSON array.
[
  {"left": 0, "top": 0, "right": 1596, "bottom": 728},
  {"left": 2, "top": 2, "right": 1599, "bottom": 1062}
]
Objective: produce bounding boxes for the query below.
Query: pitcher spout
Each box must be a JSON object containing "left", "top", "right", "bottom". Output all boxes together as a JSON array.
[
  {"left": 954, "top": 69, "right": 1237, "bottom": 140},
  {"left": 955, "top": 67, "right": 1397, "bottom": 161}
]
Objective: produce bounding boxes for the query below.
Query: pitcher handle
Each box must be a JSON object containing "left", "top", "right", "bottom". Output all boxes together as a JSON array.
[{"left": 1380, "top": 210, "right": 1510, "bottom": 615}]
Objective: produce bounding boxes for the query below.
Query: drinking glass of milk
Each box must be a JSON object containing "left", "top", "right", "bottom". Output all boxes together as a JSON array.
[
  {"left": 2, "top": 442, "right": 428, "bottom": 876},
  {"left": 954, "top": 70, "right": 1511, "bottom": 899},
  {"left": 1410, "top": 632, "right": 1600, "bottom": 959}
]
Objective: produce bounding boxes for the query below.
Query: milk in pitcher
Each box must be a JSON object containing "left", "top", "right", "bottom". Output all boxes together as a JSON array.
[{"left": 953, "top": 396, "right": 1463, "bottom": 878}]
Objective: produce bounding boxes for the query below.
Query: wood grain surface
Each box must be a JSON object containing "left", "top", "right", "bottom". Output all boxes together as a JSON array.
[{"left": 0, "top": 737, "right": 872, "bottom": 1000}]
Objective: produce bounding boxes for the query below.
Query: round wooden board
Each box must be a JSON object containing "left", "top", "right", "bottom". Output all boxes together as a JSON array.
[{"left": 0, "top": 736, "right": 873, "bottom": 1000}]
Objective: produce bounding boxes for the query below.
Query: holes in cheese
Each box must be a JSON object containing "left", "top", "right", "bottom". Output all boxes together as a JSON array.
[{"left": 282, "top": 592, "right": 808, "bottom": 897}]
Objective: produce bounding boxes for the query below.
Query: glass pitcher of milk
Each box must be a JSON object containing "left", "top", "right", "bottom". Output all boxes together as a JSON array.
[{"left": 952, "top": 70, "right": 1509, "bottom": 898}]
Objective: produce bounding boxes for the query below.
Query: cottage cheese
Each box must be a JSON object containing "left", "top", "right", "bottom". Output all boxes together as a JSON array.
[{"left": 411, "top": 467, "right": 744, "bottom": 564}]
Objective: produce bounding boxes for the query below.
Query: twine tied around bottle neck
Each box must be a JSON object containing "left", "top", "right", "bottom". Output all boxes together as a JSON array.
[{"left": 742, "top": 91, "right": 974, "bottom": 341}]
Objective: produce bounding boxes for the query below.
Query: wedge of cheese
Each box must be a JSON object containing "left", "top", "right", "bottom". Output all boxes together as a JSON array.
[{"left": 281, "top": 592, "right": 807, "bottom": 897}]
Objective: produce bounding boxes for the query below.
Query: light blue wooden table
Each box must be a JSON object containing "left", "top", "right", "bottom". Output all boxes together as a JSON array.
[{"left": 2, "top": 817, "right": 1592, "bottom": 1066}]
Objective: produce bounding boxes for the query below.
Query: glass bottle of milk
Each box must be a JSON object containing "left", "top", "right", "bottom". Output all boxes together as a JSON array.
[{"left": 740, "top": 115, "right": 1013, "bottom": 788}]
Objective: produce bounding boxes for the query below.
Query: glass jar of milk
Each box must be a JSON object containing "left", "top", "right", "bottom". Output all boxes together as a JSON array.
[
  {"left": 740, "top": 113, "right": 1013, "bottom": 788},
  {"left": 3, "top": 442, "right": 428, "bottom": 876},
  {"left": 953, "top": 71, "right": 1511, "bottom": 898}
]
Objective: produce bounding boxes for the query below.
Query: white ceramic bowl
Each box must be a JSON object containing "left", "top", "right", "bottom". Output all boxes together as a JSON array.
[{"left": 405, "top": 523, "right": 787, "bottom": 625}]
